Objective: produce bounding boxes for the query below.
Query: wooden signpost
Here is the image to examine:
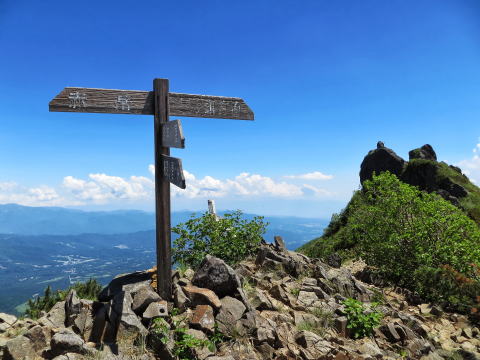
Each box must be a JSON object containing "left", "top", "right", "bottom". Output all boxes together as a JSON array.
[{"left": 49, "top": 78, "right": 254, "bottom": 300}]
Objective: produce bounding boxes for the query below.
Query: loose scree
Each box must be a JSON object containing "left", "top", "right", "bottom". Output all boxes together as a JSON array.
[{"left": 49, "top": 78, "right": 254, "bottom": 299}]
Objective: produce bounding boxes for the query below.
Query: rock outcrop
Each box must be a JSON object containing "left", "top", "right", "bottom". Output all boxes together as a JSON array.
[
  {"left": 1, "top": 244, "right": 479, "bottom": 359},
  {"left": 359, "top": 143, "right": 478, "bottom": 218},
  {"left": 359, "top": 144, "right": 405, "bottom": 184}
]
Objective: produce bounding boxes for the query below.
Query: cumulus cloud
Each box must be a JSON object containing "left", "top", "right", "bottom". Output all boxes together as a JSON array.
[
  {"left": 458, "top": 139, "right": 480, "bottom": 184},
  {"left": 0, "top": 183, "right": 69, "bottom": 206},
  {"left": 173, "top": 171, "right": 306, "bottom": 198},
  {"left": 63, "top": 174, "right": 154, "bottom": 203},
  {"left": 284, "top": 171, "right": 333, "bottom": 180},
  {"left": 0, "top": 166, "right": 335, "bottom": 207}
]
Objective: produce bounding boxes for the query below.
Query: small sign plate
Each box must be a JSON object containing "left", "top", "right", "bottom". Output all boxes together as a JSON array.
[
  {"left": 162, "top": 120, "right": 185, "bottom": 149},
  {"left": 162, "top": 155, "right": 186, "bottom": 189}
]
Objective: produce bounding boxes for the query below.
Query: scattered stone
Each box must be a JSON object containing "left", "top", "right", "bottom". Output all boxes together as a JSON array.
[
  {"left": 192, "top": 255, "right": 242, "bottom": 298},
  {"left": 419, "top": 303, "right": 431, "bottom": 315},
  {"left": 182, "top": 285, "right": 222, "bottom": 310},
  {"left": 327, "top": 253, "right": 342, "bottom": 268},
  {"left": 24, "top": 325, "right": 48, "bottom": 352},
  {"left": 50, "top": 329, "right": 91, "bottom": 357},
  {"left": 132, "top": 285, "right": 162, "bottom": 314},
  {"left": 143, "top": 300, "right": 168, "bottom": 319},
  {"left": 274, "top": 235, "right": 286, "bottom": 250},
  {"left": 190, "top": 305, "right": 215, "bottom": 333},
  {"left": 215, "top": 296, "right": 246, "bottom": 336},
  {"left": 185, "top": 328, "right": 213, "bottom": 360},
  {"left": 173, "top": 283, "right": 189, "bottom": 311},
  {"left": 0, "top": 313, "right": 17, "bottom": 332},
  {"left": 98, "top": 270, "right": 152, "bottom": 302},
  {"left": 249, "top": 288, "right": 274, "bottom": 311},
  {"left": 4, "top": 336, "right": 36, "bottom": 360},
  {"left": 335, "top": 316, "right": 348, "bottom": 338}
]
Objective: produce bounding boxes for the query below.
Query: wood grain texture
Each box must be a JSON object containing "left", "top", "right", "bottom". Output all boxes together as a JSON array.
[
  {"left": 154, "top": 79, "right": 172, "bottom": 301},
  {"left": 49, "top": 87, "right": 254, "bottom": 120}
]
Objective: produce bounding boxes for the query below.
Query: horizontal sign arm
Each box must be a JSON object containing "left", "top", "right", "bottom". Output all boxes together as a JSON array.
[{"left": 49, "top": 87, "right": 254, "bottom": 120}]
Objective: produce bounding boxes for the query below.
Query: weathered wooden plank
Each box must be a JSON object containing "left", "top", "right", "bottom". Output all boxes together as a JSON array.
[
  {"left": 154, "top": 79, "right": 172, "bottom": 300},
  {"left": 49, "top": 87, "right": 154, "bottom": 115},
  {"left": 169, "top": 93, "right": 254, "bottom": 120},
  {"left": 49, "top": 87, "right": 254, "bottom": 120},
  {"left": 161, "top": 154, "right": 186, "bottom": 189},
  {"left": 162, "top": 120, "right": 185, "bottom": 149}
]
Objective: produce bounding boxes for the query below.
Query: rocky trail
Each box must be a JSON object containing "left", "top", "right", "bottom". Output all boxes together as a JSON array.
[{"left": 0, "top": 239, "right": 478, "bottom": 360}]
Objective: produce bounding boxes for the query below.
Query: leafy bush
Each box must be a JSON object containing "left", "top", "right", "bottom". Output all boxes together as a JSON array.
[
  {"left": 25, "top": 278, "right": 102, "bottom": 319},
  {"left": 301, "top": 171, "right": 480, "bottom": 313},
  {"left": 342, "top": 298, "right": 382, "bottom": 339},
  {"left": 150, "top": 312, "right": 224, "bottom": 359},
  {"left": 172, "top": 210, "right": 268, "bottom": 269}
]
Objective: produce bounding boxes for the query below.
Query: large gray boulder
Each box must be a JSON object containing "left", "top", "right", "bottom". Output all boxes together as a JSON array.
[
  {"left": 98, "top": 270, "right": 152, "bottom": 302},
  {"left": 50, "top": 329, "right": 91, "bottom": 357},
  {"left": 192, "top": 255, "right": 242, "bottom": 298},
  {"left": 3, "top": 336, "right": 36, "bottom": 360},
  {"left": 359, "top": 144, "right": 406, "bottom": 184}
]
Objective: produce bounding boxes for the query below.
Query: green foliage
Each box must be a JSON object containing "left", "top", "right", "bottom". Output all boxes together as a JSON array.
[
  {"left": 300, "top": 171, "right": 480, "bottom": 313},
  {"left": 342, "top": 298, "right": 382, "bottom": 339},
  {"left": 172, "top": 210, "right": 268, "bottom": 269},
  {"left": 347, "top": 173, "right": 480, "bottom": 306},
  {"left": 25, "top": 278, "right": 102, "bottom": 319},
  {"left": 150, "top": 314, "right": 225, "bottom": 360}
]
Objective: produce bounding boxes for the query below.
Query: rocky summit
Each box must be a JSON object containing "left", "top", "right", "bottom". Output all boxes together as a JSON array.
[
  {"left": 0, "top": 241, "right": 479, "bottom": 360},
  {"left": 360, "top": 142, "right": 480, "bottom": 223}
]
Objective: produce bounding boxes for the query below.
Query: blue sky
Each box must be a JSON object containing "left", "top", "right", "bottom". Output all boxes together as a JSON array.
[{"left": 0, "top": 0, "right": 480, "bottom": 217}]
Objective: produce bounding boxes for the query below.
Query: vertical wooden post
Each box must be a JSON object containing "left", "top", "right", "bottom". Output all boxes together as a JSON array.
[{"left": 154, "top": 78, "right": 172, "bottom": 300}]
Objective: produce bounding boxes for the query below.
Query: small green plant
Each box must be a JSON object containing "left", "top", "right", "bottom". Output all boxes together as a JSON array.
[
  {"left": 296, "top": 321, "right": 327, "bottom": 337},
  {"left": 371, "top": 289, "right": 385, "bottom": 305},
  {"left": 173, "top": 210, "right": 268, "bottom": 269},
  {"left": 150, "top": 315, "right": 224, "bottom": 360},
  {"left": 25, "top": 278, "right": 102, "bottom": 319},
  {"left": 242, "top": 277, "right": 255, "bottom": 296},
  {"left": 342, "top": 298, "right": 382, "bottom": 339},
  {"left": 309, "top": 307, "right": 334, "bottom": 328},
  {"left": 290, "top": 287, "right": 300, "bottom": 297}
]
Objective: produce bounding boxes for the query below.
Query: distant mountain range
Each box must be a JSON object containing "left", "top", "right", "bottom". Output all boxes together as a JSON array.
[{"left": 0, "top": 204, "right": 328, "bottom": 314}]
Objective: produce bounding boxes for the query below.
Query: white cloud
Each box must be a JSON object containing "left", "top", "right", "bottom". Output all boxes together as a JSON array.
[
  {"left": 173, "top": 171, "right": 307, "bottom": 198},
  {"left": 63, "top": 174, "right": 154, "bottom": 203},
  {"left": 0, "top": 183, "right": 70, "bottom": 206},
  {"left": 458, "top": 138, "right": 480, "bottom": 184},
  {"left": 0, "top": 166, "right": 335, "bottom": 207},
  {"left": 284, "top": 171, "right": 333, "bottom": 180}
]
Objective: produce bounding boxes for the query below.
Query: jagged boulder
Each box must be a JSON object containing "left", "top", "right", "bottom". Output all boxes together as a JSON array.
[
  {"left": 192, "top": 255, "right": 242, "bottom": 298},
  {"left": 409, "top": 144, "right": 437, "bottom": 161},
  {"left": 3, "top": 336, "right": 37, "bottom": 360},
  {"left": 360, "top": 143, "right": 406, "bottom": 184}
]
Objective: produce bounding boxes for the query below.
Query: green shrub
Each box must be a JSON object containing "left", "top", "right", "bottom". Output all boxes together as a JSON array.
[
  {"left": 150, "top": 312, "right": 224, "bottom": 359},
  {"left": 342, "top": 298, "right": 382, "bottom": 339},
  {"left": 25, "top": 278, "right": 102, "bottom": 319},
  {"left": 172, "top": 210, "right": 268, "bottom": 269},
  {"left": 348, "top": 173, "right": 480, "bottom": 306},
  {"left": 301, "top": 171, "right": 480, "bottom": 313}
]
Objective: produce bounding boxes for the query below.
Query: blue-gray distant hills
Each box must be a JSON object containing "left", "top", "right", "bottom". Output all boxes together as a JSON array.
[
  {"left": 0, "top": 204, "right": 327, "bottom": 314},
  {"left": 0, "top": 204, "right": 327, "bottom": 246}
]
